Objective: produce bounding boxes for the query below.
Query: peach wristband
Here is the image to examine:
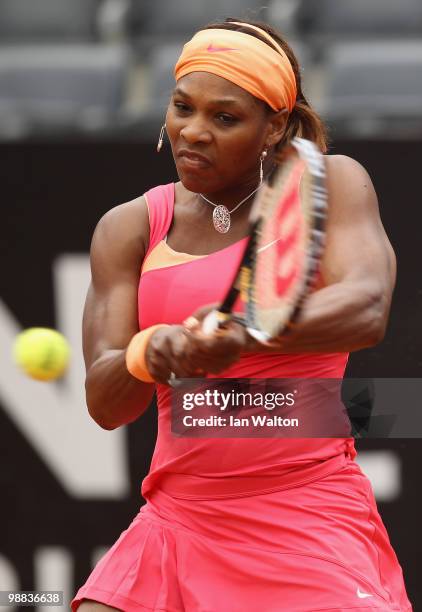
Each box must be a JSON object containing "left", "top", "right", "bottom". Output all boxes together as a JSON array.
[
  {"left": 174, "top": 27, "right": 297, "bottom": 112},
  {"left": 126, "top": 324, "right": 169, "bottom": 383}
]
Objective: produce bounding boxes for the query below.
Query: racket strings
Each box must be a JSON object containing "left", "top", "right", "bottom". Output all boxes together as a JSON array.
[
  {"left": 246, "top": 140, "right": 327, "bottom": 338},
  {"left": 252, "top": 162, "right": 307, "bottom": 335}
]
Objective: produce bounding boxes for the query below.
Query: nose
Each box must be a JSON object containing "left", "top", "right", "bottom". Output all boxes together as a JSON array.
[{"left": 179, "top": 116, "right": 212, "bottom": 145}]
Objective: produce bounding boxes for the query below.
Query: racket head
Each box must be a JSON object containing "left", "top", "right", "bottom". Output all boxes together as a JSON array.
[{"left": 244, "top": 137, "right": 327, "bottom": 341}]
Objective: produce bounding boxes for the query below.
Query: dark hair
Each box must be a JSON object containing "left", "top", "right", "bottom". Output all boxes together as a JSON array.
[{"left": 202, "top": 18, "right": 328, "bottom": 153}]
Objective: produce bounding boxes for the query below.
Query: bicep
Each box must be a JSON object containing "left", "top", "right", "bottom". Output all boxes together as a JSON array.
[
  {"left": 82, "top": 198, "right": 149, "bottom": 369},
  {"left": 320, "top": 155, "right": 396, "bottom": 296},
  {"left": 83, "top": 279, "right": 140, "bottom": 369}
]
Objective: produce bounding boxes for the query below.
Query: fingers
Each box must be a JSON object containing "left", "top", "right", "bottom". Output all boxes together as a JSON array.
[
  {"left": 182, "top": 321, "right": 248, "bottom": 373},
  {"left": 145, "top": 326, "right": 206, "bottom": 384},
  {"left": 144, "top": 319, "right": 248, "bottom": 384},
  {"left": 186, "top": 303, "right": 220, "bottom": 324},
  {"left": 183, "top": 316, "right": 201, "bottom": 332}
]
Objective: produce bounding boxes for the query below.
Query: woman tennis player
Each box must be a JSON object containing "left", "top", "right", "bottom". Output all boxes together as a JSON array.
[{"left": 72, "top": 18, "right": 412, "bottom": 612}]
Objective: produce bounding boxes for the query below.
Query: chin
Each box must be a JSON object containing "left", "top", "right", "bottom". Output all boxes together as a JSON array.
[
  {"left": 180, "top": 176, "right": 202, "bottom": 193},
  {"left": 177, "top": 170, "right": 215, "bottom": 194}
]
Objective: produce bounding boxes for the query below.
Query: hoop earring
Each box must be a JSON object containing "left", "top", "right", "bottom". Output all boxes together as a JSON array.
[
  {"left": 157, "top": 124, "right": 166, "bottom": 153},
  {"left": 260, "top": 148, "right": 268, "bottom": 183}
]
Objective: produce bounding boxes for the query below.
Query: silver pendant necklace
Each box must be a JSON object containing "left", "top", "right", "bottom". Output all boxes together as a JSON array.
[{"left": 199, "top": 183, "right": 262, "bottom": 233}]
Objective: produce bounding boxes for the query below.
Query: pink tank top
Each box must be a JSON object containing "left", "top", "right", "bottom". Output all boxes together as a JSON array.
[{"left": 139, "top": 183, "right": 356, "bottom": 500}]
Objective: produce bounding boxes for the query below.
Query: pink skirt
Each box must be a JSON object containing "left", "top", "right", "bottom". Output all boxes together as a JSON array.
[{"left": 72, "top": 457, "right": 412, "bottom": 612}]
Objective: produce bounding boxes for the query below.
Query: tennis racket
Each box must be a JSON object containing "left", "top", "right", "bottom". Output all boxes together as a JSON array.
[{"left": 201, "top": 137, "right": 327, "bottom": 343}]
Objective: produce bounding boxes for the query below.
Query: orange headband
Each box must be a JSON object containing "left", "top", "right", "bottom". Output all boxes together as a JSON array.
[{"left": 174, "top": 24, "right": 297, "bottom": 112}]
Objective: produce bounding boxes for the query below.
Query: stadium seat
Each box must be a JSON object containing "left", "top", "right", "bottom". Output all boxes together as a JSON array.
[
  {"left": 128, "top": 0, "right": 267, "bottom": 43},
  {"left": 295, "top": 0, "right": 422, "bottom": 37},
  {"left": 283, "top": 38, "right": 309, "bottom": 74},
  {"left": 267, "top": 0, "right": 300, "bottom": 35},
  {"left": 0, "top": 0, "right": 101, "bottom": 42},
  {"left": 321, "top": 41, "right": 422, "bottom": 137},
  {"left": 147, "top": 43, "right": 184, "bottom": 118},
  {"left": 0, "top": 45, "right": 129, "bottom": 138}
]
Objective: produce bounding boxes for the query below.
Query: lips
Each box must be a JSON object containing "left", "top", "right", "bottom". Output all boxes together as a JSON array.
[{"left": 177, "top": 149, "right": 211, "bottom": 169}]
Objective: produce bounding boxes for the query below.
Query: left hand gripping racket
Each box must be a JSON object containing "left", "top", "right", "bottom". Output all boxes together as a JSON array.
[{"left": 202, "top": 137, "right": 327, "bottom": 343}]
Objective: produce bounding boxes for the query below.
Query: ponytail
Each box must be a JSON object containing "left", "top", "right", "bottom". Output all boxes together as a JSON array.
[{"left": 281, "top": 98, "right": 328, "bottom": 153}]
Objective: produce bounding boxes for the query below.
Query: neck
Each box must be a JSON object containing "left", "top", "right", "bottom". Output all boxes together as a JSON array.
[
  {"left": 198, "top": 155, "right": 275, "bottom": 210},
  {"left": 199, "top": 178, "right": 260, "bottom": 211}
]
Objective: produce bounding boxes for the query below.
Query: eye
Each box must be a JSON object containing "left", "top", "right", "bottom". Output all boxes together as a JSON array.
[
  {"left": 217, "top": 113, "right": 238, "bottom": 125},
  {"left": 173, "top": 101, "right": 191, "bottom": 113}
]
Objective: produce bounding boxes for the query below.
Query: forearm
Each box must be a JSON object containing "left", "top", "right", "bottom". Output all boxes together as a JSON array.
[
  {"left": 246, "top": 281, "right": 387, "bottom": 354},
  {"left": 85, "top": 349, "right": 155, "bottom": 429}
]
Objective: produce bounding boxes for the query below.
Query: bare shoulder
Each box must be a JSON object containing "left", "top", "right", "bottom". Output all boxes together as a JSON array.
[
  {"left": 94, "top": 194, "right": 150, "bottom": 251},
  {"left": 326, "top": 153, "right": 375, "bottom": 188},
  {"left": 90, "top": 194, "right": 150, "bottom": 284},
  {"left": 324, "top": 154, "right": 380, "bottom": 218},
  {"left": 318, "top": 154, "right": 396, "bottom": 289}
]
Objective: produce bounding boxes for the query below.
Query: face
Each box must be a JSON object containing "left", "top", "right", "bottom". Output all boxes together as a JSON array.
[{"left": 166, "top": 72, "right": 282, "bottom": 194}]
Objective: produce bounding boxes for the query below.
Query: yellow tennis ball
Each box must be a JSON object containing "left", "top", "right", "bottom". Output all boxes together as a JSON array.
[{"left": 13, "top": 327, "right": 70, "bottom": 381}]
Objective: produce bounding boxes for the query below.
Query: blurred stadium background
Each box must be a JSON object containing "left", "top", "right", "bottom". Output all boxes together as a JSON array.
[{"left": 0, "top": 0, "right": 421, "bottom": 610}]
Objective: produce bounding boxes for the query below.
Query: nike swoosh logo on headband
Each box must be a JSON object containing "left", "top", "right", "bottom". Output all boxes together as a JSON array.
[{"left": 207, "top": 44, "right": 238, "bottom": 53}]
